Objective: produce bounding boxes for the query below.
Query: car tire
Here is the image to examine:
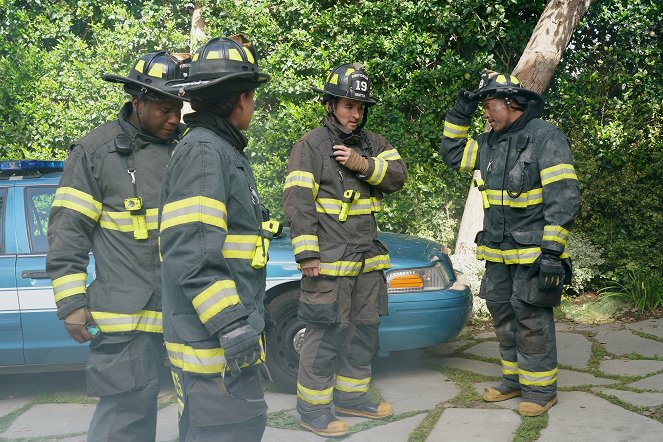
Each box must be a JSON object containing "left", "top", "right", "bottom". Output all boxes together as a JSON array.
[{"left": 266, "top": 286, "right": 305, "bottom": 393}]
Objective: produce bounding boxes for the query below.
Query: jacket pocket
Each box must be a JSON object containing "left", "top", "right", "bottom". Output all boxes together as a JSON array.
[
  {"left": 319, "top": 242, "right": 348, "bottom": 263},
  {"left": 172, "top": 313, "right": 213, "bottom": 343},
  {"left": 511, "top": 229, "right": 543, "bottom": 246},
  {"left": 298, "top": 276, "right": 340, "bottom": 324},
  {"left": 86, "top": 333, "right": 147, "bottom": 396},
  {"left": 87, "top": 280, "right": 154, "bottom": 313}
]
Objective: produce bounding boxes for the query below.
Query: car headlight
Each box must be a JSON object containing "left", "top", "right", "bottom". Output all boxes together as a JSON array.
[{"left": 385, "top": 262, "right": 452, "bottom": 294}]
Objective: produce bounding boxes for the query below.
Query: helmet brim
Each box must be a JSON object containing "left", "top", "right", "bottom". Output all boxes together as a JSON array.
[
  {"left": 312, "top": 87, "right": 377, "bottom": 105},
  {"left": 101, "top": 73, "right": 190, "bottom": 102},
  {"left": 167, "top": 71, "right": 270, "bottom": 99}
]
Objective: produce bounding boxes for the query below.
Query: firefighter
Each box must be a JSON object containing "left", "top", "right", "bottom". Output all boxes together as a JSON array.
[
  {"left": 46, "top": 51, "right": 189, "bottom": 441},
  {"left": 158, "top": 35, "right": 276, "bottom": 441},
  {"left": 439, "top": 70, "right": 580, "bottom": 416},
  {"left": 283, "top": 63, "right": 407, "bottom": 437}
]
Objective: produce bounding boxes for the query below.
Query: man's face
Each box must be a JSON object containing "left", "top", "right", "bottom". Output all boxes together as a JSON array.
[
  {"left": 482, "top": 97, "right": 515, "bottom": 133},
  {"left": 134, "top": 96, "right": 183, "bottom": 141},
  {"left": 331, "top": 97, "right": 365, "bottom": 131}
]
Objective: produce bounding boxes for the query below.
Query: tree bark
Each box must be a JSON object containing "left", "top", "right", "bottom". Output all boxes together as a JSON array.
[
  {"left": 181, "top": 1, "right": 207, "bottom": 119},
  {"left": 453, "top": 0, "right": 595, "bottom": 254}
]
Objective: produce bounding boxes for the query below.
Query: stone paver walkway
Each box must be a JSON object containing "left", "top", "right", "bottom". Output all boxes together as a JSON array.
[{"left": 0, "top": 318, "right": 661, "bottom": 441}]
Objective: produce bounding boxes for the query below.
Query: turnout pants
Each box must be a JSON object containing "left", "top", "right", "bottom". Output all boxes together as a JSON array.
[
  {"left": 481, "top": 261, "right": 559, "bottom": 403},
  {"left": 86, "top": 332, "right": 165, "bottom": 442},
  {"left": 296, "top": 270, "right": 387, "bottom": 416},
  {"left": 170, "top": 365, "right": 267, "bottom": 442}
]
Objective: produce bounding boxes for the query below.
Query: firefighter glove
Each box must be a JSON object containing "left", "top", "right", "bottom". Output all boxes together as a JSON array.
[
  {"left": 344, "top": 148, "right": 369, "bottom": 174},
  {"left": 529, "top": 251, "right": 565, "bottom": 292},
  {"left": 219, "top": 320, "right": 261, "bottom": 377},
  {"left": 452, "top": 88, "right": 480, "bottom": 117}
]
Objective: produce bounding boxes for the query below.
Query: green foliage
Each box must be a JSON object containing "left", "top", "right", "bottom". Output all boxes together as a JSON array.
[
  {"left": 599, "top": 270, "right": 663, "bottom": 313},
  {"left": 565, "top": 233, "right": 604, "bottom": 294}
]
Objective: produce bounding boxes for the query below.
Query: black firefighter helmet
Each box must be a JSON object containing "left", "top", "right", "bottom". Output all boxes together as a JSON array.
[
  {"left": 102, "top": 51, "right": 191, "bottom": 102},
  {"left": 313, "top": 62, "right": 377, "bottom": 105},
  {"left": 473, "top": 71, "right": 544, "bottom": 108}
]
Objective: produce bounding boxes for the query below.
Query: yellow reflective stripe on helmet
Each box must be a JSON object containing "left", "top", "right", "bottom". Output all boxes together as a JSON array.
[
  {"left": 292, "top": 234, "right": 320, "bottom": 255},
  {"left": 485, "top": 188, "right": 543, "bottom": 207},
  {"left": 52, "top": 273, "right": 87, "bottom": 302},
  {"left": 543, "top": 225, "right": 569, "bottom": 247},
  {"left": 99, "top": 208, "right": 159, "bottom": 232},
  {"left": 135, "top": 59, "right": 145, "bottom": 73},
  {"left": 502, "top": 359, "right": 518, "bottom": 375},
  {"left": 496, "top": 74, "right": 507, "bottom": 84},
  {"left": 377, "top": 149, "right": 401, "bottom": 161},
  {"left": 52, "top": 187, "right": 102, "bottom": 221},
  {"left": 319, "top": 260, "right": 363, "bottom": 277},
  {"left": 443, "top": 120, "right": 470, "bottom": 139},
  {"left": 192, "top": 280, "right": 240, "bottom": 324},
  {"left": 166, "top": 339, "right": 265, "bottom": 375},
  {"left": 284, "top": 170, "right": 319, "bottom": 197},
  {"left": 297, "top": 383, "right": 334, "bottom": 405},
  {"left": 222, "top": 235, "right": 259, "bottom": 259},
  {"left": 242, "top": 47, "right": 254, "bottom": 64},
  {"left": 363, "top": 254, "right": 391, "bottom": 272},
  {"left": 147, "top": 63, "right": 164, "bottom": 78},
  {"left": 206, "top": 50, "right": 221, "bottom": 60},
  {"left": 540, "top": 164, "right": 578, "bottom": 186},
  {"left": 366, "top": 157, "right": 388, "bottom": 185},
  {"left": 328, "top": 73, "right": 339, "bottom": 85},
  {"left": 334, "top": 374, "right": 370, "bottom": 393},
  {"left": 192, "top": 53, "right": 200, "bottom": 61},
  {"left": 228, "top": 48, "right": 242, "bottom": 61},
  {"left": 519, "top": 367, "right": 558, "bottom": 386},
  {"left": 160, "top": 196, "right": 227, "bottom": 232},
  {"left": 345, "top": 68, "right": 355, "bottom": 76},
  {"left": 460, "top": 139, "right": 479, "bottom": 171},
  {"left": 91, "top": 310, "right": 162, "bottom": 333}
]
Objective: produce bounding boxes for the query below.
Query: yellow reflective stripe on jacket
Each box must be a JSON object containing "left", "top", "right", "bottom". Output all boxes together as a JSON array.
[
  {"left": 284, "top": 170, "right": 319, "bottom": 197},
  {"left": 52, "top": 187, "right": 102, "bottom": 221},
  {"left": 91, "top": 310, "right": 162, "bottom": 333},
  {"left": 476, "top": 245, "right": 569, "bottom": 264},
  {"left": 52, "top": 273, "right": 87, "bottom": 302},
  {"left": 363, "top": 254, "right": 391, "bottom": 272},
  {"left": 167, "top": 342, "right": 225, "bottom": 374},
  {"left": 334, "top": 374, "right": 370, "bottom": 393},
  {"left": 98, "top": 208, "right": 159, "bottom": 232},
  {"left": 292, "top": 234, "right": 320, "bottom": 255},
  {"left": 540, "top": 163, "right": 578, "bottom": 186},
  {"left": 460, "top": 139, "right": 479, "bottom": 171},
  {"left": 443, "top": 120, "right": 469, "bottom": 139},
  {"left": 366, "top": 157, "right": 388, "bottom": 185},
  {"left": 315, "top": 197, "right": 374, "bottom": 216},
  {"left": 166, "top": 339, "right": 265, "bottom": 375},
  {"left": 502, "top": 359, "right": 518, "bottom": 376},
  {"left": 319, "top": 260, "right": 363, "bottom": 277},
  {"left": 160, "top": 196, "right": 227, "bottom": 232},
  {"left": 519, "top": 367, "right": 558, "bottom": 386},
  {"left": 377, "top": 149, "right": 401, "bottom": 161},
  {"left": 192, "top": 280, "right": 240, "bottom": 324},
  {"left": 297, "top": 383, "right": 334, "bottom": 405},
  {"left": 222, "top": 235, "right": 259, "bottom": 259},
  {"left": 486, "top": 188, "right": 543, "bottom": 207},
  {"left": 543, "top": 225, "right": 569, "bottom": 247}
]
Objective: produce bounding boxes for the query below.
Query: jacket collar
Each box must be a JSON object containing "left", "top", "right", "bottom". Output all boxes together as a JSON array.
[{"left": 184, "top": 111, "right": 248, "bottom": 150}]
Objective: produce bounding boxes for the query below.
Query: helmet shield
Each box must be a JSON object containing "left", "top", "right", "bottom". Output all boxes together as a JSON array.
[
  {"left": 102, "top": 51, "right": 191, "bottom": 101},
  {"left": 167, "top": 34, "right": 269, "bottom": 100},
  {"left": 473, "top": 71, "right": 544, "bottom": 107},
  {"left": 313, "top": 63, "right": 377, "bottom": 105}
]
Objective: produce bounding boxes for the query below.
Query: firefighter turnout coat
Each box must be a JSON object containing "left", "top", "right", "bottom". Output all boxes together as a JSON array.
[{"left": 47, "top": 102, "right": 182, "bottom": 334}]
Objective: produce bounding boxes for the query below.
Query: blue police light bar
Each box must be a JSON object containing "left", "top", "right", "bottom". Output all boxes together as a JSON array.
[{"left": 0, "top": 160, "right": 64, "bottom": 173}]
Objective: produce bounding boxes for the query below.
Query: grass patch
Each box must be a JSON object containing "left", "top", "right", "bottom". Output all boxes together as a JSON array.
[
  {"left": 587, "top": 340, "right": 608, "bottom": 371},
  {"left": 30, "top": 394, "right": 96, "bottom": 405},
  {"left": 408, "top": 408, "right": 443, "bottom": 442},
  {"left": 514, "top": 414, "right": 548, "bottom": 442},
  {"left": 438, "top": 367, "right": 496, "bottom": 408},
  {"left": 266, "top": 410, "right": 299, "bottom": 430},
  {"left": 592, "top": 390, "right": 663, "bottom": 424},
  {"left": 0, "top": 404, "right": 32, "bottom": 437},
  {"left": 557, "top": 296, "right": 622, "bottom": 324},
  {"left": 629, "top": 329, "right": 663, "bottom": 343}
]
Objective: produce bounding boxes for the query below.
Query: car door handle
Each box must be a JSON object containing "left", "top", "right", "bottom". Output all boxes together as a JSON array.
[{"left": 22, "top": 270, "right": 50, "bottom": 279}]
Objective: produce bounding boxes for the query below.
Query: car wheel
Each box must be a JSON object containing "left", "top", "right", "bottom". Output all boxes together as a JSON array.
[{"left": 266, "top": 286, "right": 305, "bottom": 393}]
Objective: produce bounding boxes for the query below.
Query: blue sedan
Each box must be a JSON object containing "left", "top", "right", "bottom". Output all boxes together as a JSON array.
[{"left": 0, "top": 161, "right": 471, "bottom": 389}]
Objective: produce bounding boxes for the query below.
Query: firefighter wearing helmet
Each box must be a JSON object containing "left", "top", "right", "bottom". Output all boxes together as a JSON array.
[
  {"left": 47, "top": 50, "right": 189, "bottom": 441},
  {"left": 439, "top": 70, "right": 580, "bottom": 417},
  {"left": 283, "top": 63, "right": 407, "bottom": 437},
  {"left": 158, "top": 35, "right": 276, "bottom": 441}
]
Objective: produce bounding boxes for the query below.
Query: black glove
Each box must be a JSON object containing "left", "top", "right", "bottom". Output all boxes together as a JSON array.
[
  {"left": 529, "top": 251, "right": 565, "bottom": 292},
  {"left": 452, "top": 88, "right": 480, "bottom": 117},
  {"left": 219, "top": 320, "right": 261, "bottom": 377}
]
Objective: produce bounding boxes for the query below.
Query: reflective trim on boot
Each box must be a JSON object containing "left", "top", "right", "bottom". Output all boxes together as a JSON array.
[
  {"left": 300, "top": 413, "right": 349, "bottom": 437},
  {"left": 518, "top": 396, "right": 558, "bottom": 417},
  {"left": 483, "top": 386, "right": 522, "bottom": 402},
  {"left": 335, "top": 401, "right": 393, "bottom": 419}
]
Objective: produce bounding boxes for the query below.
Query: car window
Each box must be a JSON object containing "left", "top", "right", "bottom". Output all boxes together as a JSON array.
[
  {"left": 0, "top": 187, "right": 5, "bottom": 254},
  {"left": 26, "top": 186, "right": 55, "bottom": 253}
]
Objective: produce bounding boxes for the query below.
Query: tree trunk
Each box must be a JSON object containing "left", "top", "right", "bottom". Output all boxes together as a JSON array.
[
  {"left": 181, "top": 1, "right": 207, "bottom": 119},
  {"left": 453, "top": 0, "right": 595, "bottom": 254}
]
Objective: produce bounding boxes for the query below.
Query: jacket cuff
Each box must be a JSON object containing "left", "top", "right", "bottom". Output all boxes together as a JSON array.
[
  {"left": 56, "top": 297, "right": 88, "bottom": 320},
  {"left": 205, "top": 305, "right": 250, "bottom": 337},
  {"left": 296, "top": 251, "right": 321, "bottom": 263}
]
